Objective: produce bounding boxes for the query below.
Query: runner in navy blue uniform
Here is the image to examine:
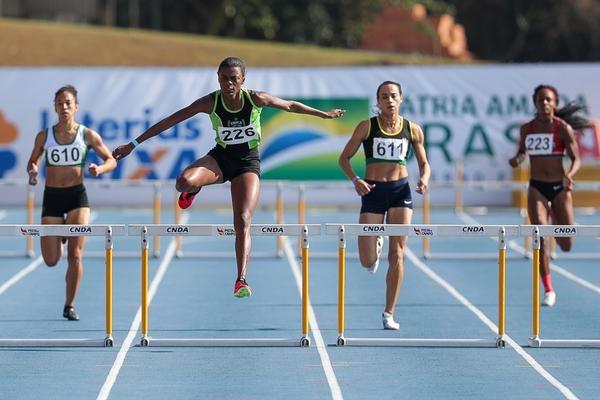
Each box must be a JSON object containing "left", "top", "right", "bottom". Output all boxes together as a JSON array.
[{"left": 339, "top": 81, "right": 430, "bottom": 330}]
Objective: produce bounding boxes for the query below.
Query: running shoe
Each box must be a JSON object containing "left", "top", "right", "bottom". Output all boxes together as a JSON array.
[
  {"left": 234, "top": 278, "right": 252, "bottom": 298},
  {"left": 177, "top": 189, "right": 200, "bottom": 209},
  {"left": 543, "top": 291, "right": 556, "bottom": 307},
  {"left": 63, "top": 306, "right": 80, "bottom": 321},
  {"left": 367, "top": 236, "right": 384, "bottom": 274},
  {"left": 382, "top": 311, "right": 400, "bottom": 330}
]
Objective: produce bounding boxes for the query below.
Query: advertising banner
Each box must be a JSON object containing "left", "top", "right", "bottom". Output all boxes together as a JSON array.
[{"left": 1, "top": 64, "right": 599, "bottom": 206}]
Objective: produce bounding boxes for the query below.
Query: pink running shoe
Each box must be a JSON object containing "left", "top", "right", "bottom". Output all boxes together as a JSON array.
[
  {"left": 233, "top": 278, "right": 252, "bottom": 298},
  {"left": 177, "top": 189, "right": 200, "bottom": 209}
]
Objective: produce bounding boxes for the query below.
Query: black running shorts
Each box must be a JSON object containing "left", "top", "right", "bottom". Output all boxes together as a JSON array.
[
  {"left": 42, "top": 183, "right": 90, "bottom": 218},
  {"left": 207, "top": 144, "right": 261, "bottom": 182}
]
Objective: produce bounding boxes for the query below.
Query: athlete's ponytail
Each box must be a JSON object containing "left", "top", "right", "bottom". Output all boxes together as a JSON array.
[{"left": 556, "top": 102, "right": 590, "bottom": 131}]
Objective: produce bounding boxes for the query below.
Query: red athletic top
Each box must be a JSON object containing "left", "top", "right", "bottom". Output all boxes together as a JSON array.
[{"left": 525, "top": 117, "right": 565, "bottom": 158}]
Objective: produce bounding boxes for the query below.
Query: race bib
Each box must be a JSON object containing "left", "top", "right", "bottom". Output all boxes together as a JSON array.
[
  {"left": 525, "top": 133, "right": 553, "bottom": 155},
  {"left": 372, "top": 137, "right": 409, "bottom": 161},
  {"left": 217, "top": 124, "right": 259, "bottom": 145},
  {"left": 46, "top": 145, "right": 85, "bottom": 166}
]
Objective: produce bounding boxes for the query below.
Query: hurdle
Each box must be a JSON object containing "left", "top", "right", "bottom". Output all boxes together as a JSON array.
[
  {"left": 129, "top": 223, "right": 320, "bottom": 347},
  {"left": 422, "top": 180, "right": 529, "bottom": 260},
  {"left": 0, "top": 181, "right": 36, "bottom": 257},
  {"left": 524, "top": 225, "right": 600, "bottom": 348},
  {"left": 0, "top": 224, "right": 125, "bottom": 347},
  {"left": 328, "top": 223, "right": 520, "bottom": 347},
  {"left": 173, "top": 182, "right": 285, "bottom": 259}
]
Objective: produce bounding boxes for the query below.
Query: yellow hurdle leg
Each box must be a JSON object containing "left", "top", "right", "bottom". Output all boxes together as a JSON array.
[
  {"left": 105, "top": 226, "right": 114, "bottom": 346},
  {"left": 532, "top": 228, "right": 541, "bottom": 339},
  {"left": 141, "top": 228, "right": 150, "bottom": 342}
]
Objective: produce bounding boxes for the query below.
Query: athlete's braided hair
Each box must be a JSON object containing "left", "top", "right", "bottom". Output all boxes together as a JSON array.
[{"left": 533, "top": 84, "right": 590, "bottom": 130}]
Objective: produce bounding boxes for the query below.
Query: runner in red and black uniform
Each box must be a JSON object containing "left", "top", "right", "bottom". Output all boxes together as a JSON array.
[{"left": 509, "top": 84, "right": 590, "bottom": 307}]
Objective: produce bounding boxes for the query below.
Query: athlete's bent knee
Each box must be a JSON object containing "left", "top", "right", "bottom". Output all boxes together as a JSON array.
[
  {"left": 175, "top": 175, "right": 195, "bottom": 193},
  {"left": 557, "top": 238, "right": 572, "bottom": 252}
]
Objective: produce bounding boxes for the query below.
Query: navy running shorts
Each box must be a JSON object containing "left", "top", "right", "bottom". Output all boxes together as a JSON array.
[{"left": 360, "top": 178, "right": 413, "bottom": 214}]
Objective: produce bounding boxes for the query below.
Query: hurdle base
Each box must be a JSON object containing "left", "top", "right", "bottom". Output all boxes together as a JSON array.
[
  {"left": 0, "top": 338, "right": 111, "bottom": 347},
  {"left": 423, "top": 252, "right": 526, "bottom": 260},
  {"left": 0, "top": 251, "right": 35, "bottom": 258},
  {"left": 139, "top": 337, "right": 309, "bottom": 347},
  {"left": 337, "top": 337, "right": 503, "bottom": 348},
  {"left": 174, "top": 251, "right": 280, "bottom": 259},
  {"left": 84, "top": 250, "right": 150, "bottom": 259},
  {"left": 529, "top": 338, "right": 600, "bottom": 348}
]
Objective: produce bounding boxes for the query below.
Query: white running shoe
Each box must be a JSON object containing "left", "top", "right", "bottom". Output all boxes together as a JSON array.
[
  {"left": 367, "top": 236, "right": 384, "bottom": 274},
  {"left": 543, "top": 291, "right": 556, "bottom": 307},
  {"left": 382, "top": 311, "right": 400, "bottom": 330}
]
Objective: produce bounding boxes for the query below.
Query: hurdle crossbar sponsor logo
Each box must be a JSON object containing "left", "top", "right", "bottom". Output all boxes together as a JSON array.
[
  {"left": 69, "top": 226, "right": 92, "bottom": 234},
  {"left": 461, "top": 225, "right": 485, "bottom": 233},
  {"left": 553, "top": 226, "right": 577, "bottom": 235},
  {"left": 19, "top": 227, "right": 40, "bottom": 236},
  {"left": 261, "top": 226, "right": 284, "bottom": 233},
  {"left": 362, "top": 225, "right": 385, "bottom": 232},
  {"left": 166, "top": 226, "right": 189, "bottom": 234},
  {"left": 217, "top": 226, "right": 236, "bottom": 236},
  {"left": 413, "top": 227, "right": 434, "bottom": 236}
]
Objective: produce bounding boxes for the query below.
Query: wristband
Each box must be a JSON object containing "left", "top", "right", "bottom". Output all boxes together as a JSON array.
[
  {"left": 131, "top": 139, "right": 140, "bottom": 148},
  {"left": 351, "top": 176, "right": 360, "bottom": 183}
]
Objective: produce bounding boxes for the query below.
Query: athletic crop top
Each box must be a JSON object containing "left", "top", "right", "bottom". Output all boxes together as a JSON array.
[
  {"left": 44, "top": 124, "right": 89, "bottom": 167},
  {"left": 209, "top": 88, "right": 262, "bottom": 149},
  {"left": 362, "top": 116, "right": 413, "bottom": 165},
  {"left": 525, "top": 118, "right": 566, "bottom": 158}
]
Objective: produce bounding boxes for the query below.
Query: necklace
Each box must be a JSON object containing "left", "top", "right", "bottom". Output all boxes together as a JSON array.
[{"left": 379, "top": 115, "right": 400, "bottom": 132}]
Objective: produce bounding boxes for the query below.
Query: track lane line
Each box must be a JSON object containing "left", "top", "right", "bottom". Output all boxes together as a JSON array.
[
  {"left": 282, "top": 236, "right": 343, "bottom": 400},
  {"left": 97, "top": 215, "right": 187, "bottom": 400},
  {"left": 404, "top": 246, "right": 579, "bottom": 400}
]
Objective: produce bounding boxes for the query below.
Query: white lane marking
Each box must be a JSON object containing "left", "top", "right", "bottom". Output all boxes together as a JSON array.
[
  {"left": 404, "top": 246, "right": 579, "bottom": 400},
  {"left": 457, "top": 211, "right": 600, "bottom": 295},
  {"left": 0, "top": 257, "right": 44, "bottom": 295},
  {"left": 282, "top": 237, "right": 343, "bottom": 400},
  {"left": 0, "top": 212, "right": 99, "bottom": 295},
  {"left": 97, "top": 215, "right": 188, "bottom": 400}
]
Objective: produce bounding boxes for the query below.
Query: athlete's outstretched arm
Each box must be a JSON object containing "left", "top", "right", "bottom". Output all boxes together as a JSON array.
[
  {"left": 112, "top": 94, "right": 213, "bottom": 160},
  {"left": 251, "top": 91, "right": 345, "bottom": 119}
]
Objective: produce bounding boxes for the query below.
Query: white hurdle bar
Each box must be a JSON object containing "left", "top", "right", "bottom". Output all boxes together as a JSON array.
[
  {"left": 173, "top": 183, "right": 285, "bottom": 259},
  {"left": 128, "top": 223, "right": 320, "bottom": 347},
  {"left": 0, "top": 224, "right": 125, "bottom": 347},
  {"left": 522, "top": 225, "right": 600, "bottom": 348},
  {"left": 327, "top": 223, "right": 520, "bottom": 347}
]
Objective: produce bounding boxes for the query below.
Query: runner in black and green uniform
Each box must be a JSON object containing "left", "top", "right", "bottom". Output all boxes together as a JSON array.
[{"left": 113, "top": 56, "right": 345, "bottom": 298}]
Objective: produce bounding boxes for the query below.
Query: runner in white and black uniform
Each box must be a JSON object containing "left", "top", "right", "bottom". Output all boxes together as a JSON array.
[{"left": 27, "top": 85, "right": 116, "bottom": 320}]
